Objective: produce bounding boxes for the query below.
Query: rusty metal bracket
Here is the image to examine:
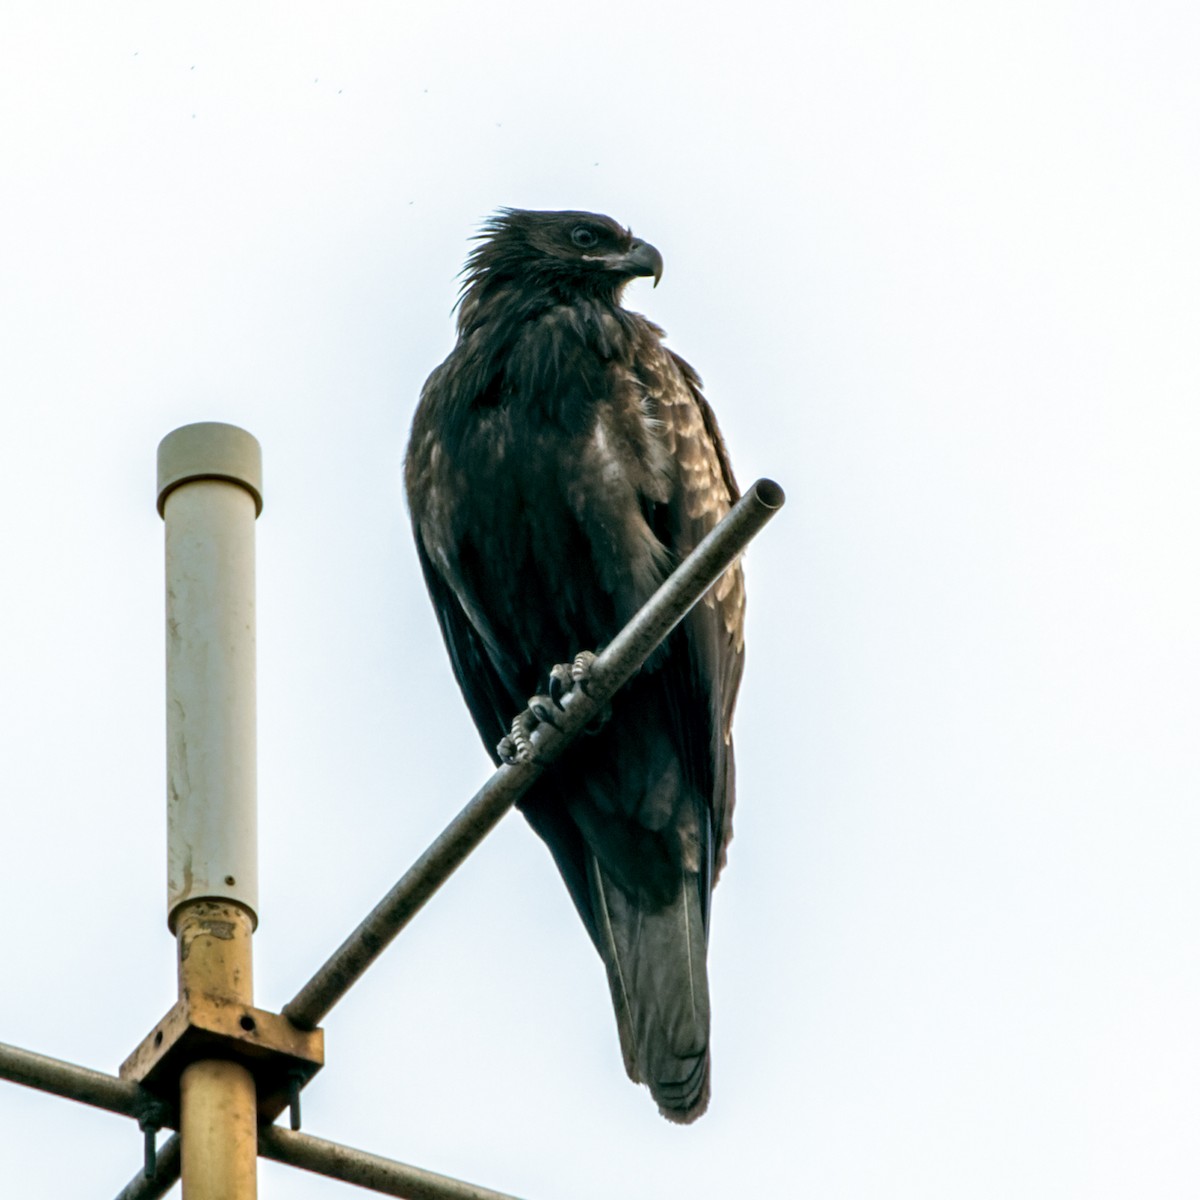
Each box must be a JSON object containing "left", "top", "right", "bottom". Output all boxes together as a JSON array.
[{"left": 119, "top": 994, "right": 324, "bottom": 1126}]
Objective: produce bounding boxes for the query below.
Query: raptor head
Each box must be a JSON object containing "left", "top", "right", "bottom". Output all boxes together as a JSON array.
[{"left": 459, "top": 208, "right": 663, "bottom": 318}]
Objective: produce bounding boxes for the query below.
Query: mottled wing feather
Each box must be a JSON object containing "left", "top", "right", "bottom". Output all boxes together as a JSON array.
[{"left": 647, "top": 344, "right": 745, "bottom": 882}]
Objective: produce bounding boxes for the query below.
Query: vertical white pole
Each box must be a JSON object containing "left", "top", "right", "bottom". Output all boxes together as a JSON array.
[
  {"left": 158, "top": 422, "right": 264, "bottom": 1200},
  {"left": 158, "top": 423, "right": 263, "bottom": 930}
]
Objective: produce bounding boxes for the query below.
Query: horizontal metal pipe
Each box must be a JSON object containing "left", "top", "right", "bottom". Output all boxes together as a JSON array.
[
  {"left": 113, "top": 1133, "right": 182, "bottom": 1200},
  {"left": 0, "top": 1042, "right": 182, "bottom": 1200},
  {"left": 0, "top": 1039, "right": 142, "bottom": 1119},
  {"left": 112, "top": 1124, "right": 528, "bottom": 1200},
  {"left": 259, "top": 1125, "right": 526, "bottom": 1200},
  {"left": 284, "top": 478, "right": 785, "bottom": 1030}
]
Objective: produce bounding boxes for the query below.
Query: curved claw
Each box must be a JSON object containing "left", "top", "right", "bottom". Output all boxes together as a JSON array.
[
  {"left": 548, "top": 663, "right": 574, "bottom": 706},
  {"left": 528, "top": 694, "right": 565, "bottom": 728}
]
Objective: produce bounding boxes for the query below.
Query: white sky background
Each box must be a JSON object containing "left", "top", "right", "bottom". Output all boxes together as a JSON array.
[{"left": 1, "top": 1, "right": 1198, "bottom": 1196}]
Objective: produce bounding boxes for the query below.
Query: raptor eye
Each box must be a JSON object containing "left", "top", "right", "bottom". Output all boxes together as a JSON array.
[{"left": 571, "top": 225, "right": 601, "bottom": 249}]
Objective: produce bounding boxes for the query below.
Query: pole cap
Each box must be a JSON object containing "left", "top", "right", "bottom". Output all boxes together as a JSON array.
[{"left": 157, "top": 422, "right": 263, "bottom": 517}]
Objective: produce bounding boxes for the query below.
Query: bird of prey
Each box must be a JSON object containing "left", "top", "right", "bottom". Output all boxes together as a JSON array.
[{"left": 404, "top": 208, "right": 744, "bottom": 1123}]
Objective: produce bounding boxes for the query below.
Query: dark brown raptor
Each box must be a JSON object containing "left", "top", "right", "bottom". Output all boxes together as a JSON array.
[{"left": 404, "top": 208, "right": 744, "bottom": 1122}]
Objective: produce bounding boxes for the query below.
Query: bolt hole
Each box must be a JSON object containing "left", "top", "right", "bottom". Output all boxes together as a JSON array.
[
  {"left": 224, "top": 875, "right": 236, "bottom": 886},
  {"left": 239, "top": 1014, "right": 256, "bottom": 1033},
  {"left": 154, "top": 1031, "right": 163, "bottom": 1047}
]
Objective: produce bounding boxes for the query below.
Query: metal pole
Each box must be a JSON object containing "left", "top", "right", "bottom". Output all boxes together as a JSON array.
[
  {"left": 284, "top": 477, "right": 785, "bottom": 1030},
  {"left": 258, "top": 1125, "right": 528, "bottom": 1200},
  {"left": 159, "top": 422, "right": 264, "bottom": 1200},
  {"left": 114, "top": 1123, "right": 530, "bottom": 1200},
  {"left": 0, "top": 1041, "right": 144, "bottom": 1119}
]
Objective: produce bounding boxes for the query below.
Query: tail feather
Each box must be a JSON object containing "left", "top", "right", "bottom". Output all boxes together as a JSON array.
[{"left": 588, "top": 854, "right": 712, "bottom": 1123}]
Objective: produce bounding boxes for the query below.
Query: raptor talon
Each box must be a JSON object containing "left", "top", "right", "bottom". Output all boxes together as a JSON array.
[
  {"left": 528, "top": 693, "right": 563, "bottom": 728},
  {"left": 548, "top": 662, "right": 575, "bottom": 706},
  {"left": 571, "top": 650, "right": 598, "bottom": 694},
  {"left": 549, "top": 650, "right": 607, "bottom": 730},
  {"left": 497, "top": 709, "right": 538, "bottom": 764}
]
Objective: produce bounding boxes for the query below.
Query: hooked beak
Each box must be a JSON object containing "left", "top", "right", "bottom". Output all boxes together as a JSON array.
[{"left": 615, "top": 238, "right": 664, "bottom": 287}]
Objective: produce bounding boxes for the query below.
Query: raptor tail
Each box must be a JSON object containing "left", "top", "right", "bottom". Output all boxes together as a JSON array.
[{"left": 587, "top": 855, "right": 711, "bottom": 1123}]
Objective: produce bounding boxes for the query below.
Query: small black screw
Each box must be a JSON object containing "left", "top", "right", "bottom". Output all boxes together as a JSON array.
[
  {"left": 139, "top": 1119, "right": 158, "bottom": 1180},
  {"left": 288, "top": 1070, "right": 305, "bottom": 1131}
]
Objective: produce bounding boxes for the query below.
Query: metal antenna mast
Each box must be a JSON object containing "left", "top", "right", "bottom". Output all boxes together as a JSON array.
[{"left": 0, "top": 422, "right": 785, "bottom": 1197}]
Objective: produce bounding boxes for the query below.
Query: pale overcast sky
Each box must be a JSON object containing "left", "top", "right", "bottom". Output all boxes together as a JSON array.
[{"left": 2, "top": 2, "right": 1199, "bottom": 1197}]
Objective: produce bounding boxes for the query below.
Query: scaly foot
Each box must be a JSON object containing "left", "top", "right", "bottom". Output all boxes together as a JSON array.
[{"left": 495, "top": 650, "right": 606, "bottom": 764}]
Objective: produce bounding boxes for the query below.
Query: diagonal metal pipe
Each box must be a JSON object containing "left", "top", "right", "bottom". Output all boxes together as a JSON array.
[{"left": 283, "top": 478, "right": 785, "bottom": 1031}]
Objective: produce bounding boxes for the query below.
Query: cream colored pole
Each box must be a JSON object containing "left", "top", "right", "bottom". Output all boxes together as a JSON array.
[{"left": 158, "top": 423, "right": 263, "bottom": 1200}]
